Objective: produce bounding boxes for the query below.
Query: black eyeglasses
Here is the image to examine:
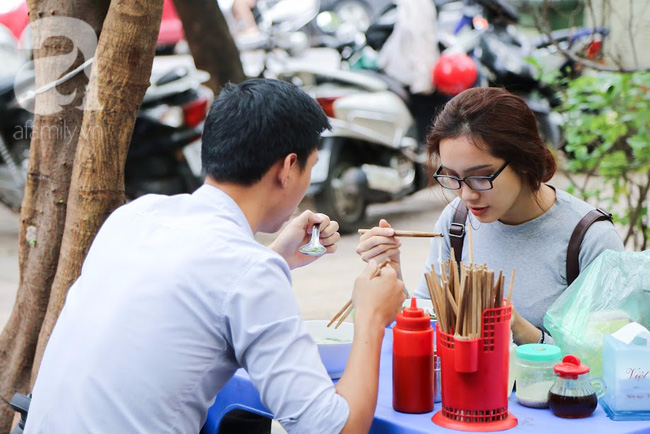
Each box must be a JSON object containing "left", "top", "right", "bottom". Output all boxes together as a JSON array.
[{"left": 433, "top": 161, "right": 509, "bottom": 191}]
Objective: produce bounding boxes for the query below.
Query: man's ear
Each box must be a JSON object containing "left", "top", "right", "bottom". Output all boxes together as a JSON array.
[{"left": 277, "top": 153, "right": 298, "bottom": 188}]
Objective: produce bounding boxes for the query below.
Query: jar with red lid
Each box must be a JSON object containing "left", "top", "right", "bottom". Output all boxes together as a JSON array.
[
  {"left": 393, "top": 297, "right": 434, "bottom": 413},
  {"left": 548, "top": 355, "right": 606, "bottom": 419}
]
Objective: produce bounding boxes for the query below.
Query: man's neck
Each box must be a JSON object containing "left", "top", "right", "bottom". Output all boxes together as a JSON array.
[{"left": 204, "top": 177, "right": 271, "bottom": 234}]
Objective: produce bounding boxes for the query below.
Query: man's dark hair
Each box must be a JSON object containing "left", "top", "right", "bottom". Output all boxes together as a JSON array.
[{"left": 201, "top": 78, "right": 330, "bottom": 185}]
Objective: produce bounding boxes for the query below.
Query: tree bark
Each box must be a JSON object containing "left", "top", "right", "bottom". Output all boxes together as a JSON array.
[
  {"left": 0, "top": 0, "right": 110, "bottom": 430},
  {"left": 31, "top": 0, "right": 164, "bottom": 380},
  {"left": 173, "top": 0, "right": 246, "bottom": 92}
]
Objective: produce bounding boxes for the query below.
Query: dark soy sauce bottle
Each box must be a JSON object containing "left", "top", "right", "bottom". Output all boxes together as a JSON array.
[{"left": 548, "top": 355, "right": 605, "bottom": 419}]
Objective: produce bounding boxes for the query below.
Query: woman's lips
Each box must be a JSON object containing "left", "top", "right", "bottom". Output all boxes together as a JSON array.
[{"left": 469, "top": 206, "right": 488, "bottom": 216}]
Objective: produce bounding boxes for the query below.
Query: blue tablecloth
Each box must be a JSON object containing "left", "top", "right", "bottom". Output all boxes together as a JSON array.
[{"left": 205, "top": 332, "right": 650, "bottom": 433}]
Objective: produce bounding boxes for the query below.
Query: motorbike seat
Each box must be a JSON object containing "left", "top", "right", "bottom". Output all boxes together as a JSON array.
[
  {"left": 354, "top": 69, "right": 411, "bottom": 105},
  {"left": 283, "top": 64, "right": 389, "bottom": 91}
]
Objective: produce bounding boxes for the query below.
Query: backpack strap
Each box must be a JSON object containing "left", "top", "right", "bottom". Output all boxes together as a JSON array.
[
  {"left": 449, "top": 201, "right": 469, "bottom": 264},
  {"left": 566, "top": 208, "right": 614, "bottom": 285}
]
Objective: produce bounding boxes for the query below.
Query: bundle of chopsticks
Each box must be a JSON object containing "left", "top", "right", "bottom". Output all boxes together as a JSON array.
[{"left": 424, "top": 250, "right": 515, "bottom": 339}]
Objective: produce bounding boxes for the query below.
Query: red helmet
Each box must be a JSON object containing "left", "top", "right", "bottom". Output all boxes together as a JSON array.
[{"left": 432, "top": 53, "right": 478, "bottom": 96}]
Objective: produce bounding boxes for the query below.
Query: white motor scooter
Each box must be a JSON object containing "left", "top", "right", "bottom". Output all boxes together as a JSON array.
[{"left": 276, "top": 3, "right": 477, "bottom": 233}]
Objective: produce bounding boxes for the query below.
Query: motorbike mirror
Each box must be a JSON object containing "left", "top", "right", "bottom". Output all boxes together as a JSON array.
[
  {"left": 155, "top": 67, "right": 189, "bottom": 86},
  {"left": 316, "top": 11, "right": 341, "bottom": 35}
]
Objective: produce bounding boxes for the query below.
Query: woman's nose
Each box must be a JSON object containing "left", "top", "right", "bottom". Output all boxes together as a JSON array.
[{"left": 459, "top": 183, "right": 480, "bottom": 202}]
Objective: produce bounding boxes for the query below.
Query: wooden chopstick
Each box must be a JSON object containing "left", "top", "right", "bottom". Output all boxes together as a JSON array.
[
  {"left": 506, "top": 269, "right": 516, "bottom": 306},
  {"left": 327, "top": 299, "right": 351, "bottom": 328},
  {"left": 358, "top": 229, "right": 443, "bottom": 238},
  {"left": 334, "top": 304, "right": 354, "bottom": 329},
  {"left": 468, "top": 223, "right": 474, "bottom": 264},
  {"left": 328, "top": 259, "right": 392, "bottom": 328}
]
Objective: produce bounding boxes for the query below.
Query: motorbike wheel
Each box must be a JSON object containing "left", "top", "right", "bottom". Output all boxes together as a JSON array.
[{"left": 313, "top": 160, "right": 367, "bottom": 234}]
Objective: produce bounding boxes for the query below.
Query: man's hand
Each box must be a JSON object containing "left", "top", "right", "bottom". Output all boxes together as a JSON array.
[
  {"left": 269, "top": 210, "right": 340, "bottom": 269},
  {"left": 353, "top": 260, "right": 406, "bottom": 328}
]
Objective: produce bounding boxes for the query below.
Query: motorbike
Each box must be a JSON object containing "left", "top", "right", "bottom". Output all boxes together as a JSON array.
[
  {"left": 281, "top": 2, "right": 478, "bottom": 233},
  {"left": 124, "top": 56, "right": 211, "bottom": 199},
  {"left": 236, "top": 0, "right": 322, "bottom": 78},
  {"left": 453, "top": 0, "right": 609, "bottom": 148},
  {"left": 0, "top": 35, "right": 211, "bottom": 211}
]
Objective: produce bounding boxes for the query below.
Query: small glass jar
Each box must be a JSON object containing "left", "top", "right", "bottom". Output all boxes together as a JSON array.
[
  {"left": 548, "top": 355, "right": 606, "bottom": 419},
  {"left": 515, "top": 343, "right": 562, "bottom": 408}
]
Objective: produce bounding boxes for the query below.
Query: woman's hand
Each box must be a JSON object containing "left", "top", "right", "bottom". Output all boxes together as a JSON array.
[
  {"left": 510, "top": 304, "right": 543, "bottom": 345},
  {"left": 269, "top": 210, "right": 340, "bottom": 269},
  {"left": 355, "top": 219, "right": 403, "bottom": 279}
]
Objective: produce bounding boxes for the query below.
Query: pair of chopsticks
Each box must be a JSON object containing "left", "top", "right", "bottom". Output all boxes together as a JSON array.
[
  {"left": 358, "top": 229, "right": 442, "bottom": 238},
  {"left": 327, "top": 259, "right": 392, "bottom": 329},
  {"left": 327, "top": 227, "right": 440, "bottom": 329}
]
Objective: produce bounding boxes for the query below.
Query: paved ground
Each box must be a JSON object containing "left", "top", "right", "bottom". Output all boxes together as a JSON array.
[{"left": 0, "top": 188, "right": 447, "bottom": 330}]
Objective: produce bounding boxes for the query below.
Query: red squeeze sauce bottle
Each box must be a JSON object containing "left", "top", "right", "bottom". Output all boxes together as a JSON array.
[{"left": 392, "top": 297, "right": 434, "bottom": 413}]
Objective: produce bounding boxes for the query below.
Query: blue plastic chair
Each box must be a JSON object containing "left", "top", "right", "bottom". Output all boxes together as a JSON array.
[{"left": 201, "top": 370, "right": 273, "bottom": 434}]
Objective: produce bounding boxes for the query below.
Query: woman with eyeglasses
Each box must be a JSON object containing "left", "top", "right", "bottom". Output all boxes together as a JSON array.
[{"left": 356, "top": 87, "right": 623, "bottom": 345}]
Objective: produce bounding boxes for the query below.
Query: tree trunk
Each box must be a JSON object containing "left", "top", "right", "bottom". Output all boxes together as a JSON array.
[
  {"left": 31, "top": 0, "right": 164, "bottom": 381},
  {"left": 173, "top": 0, "right": 245, "bottom": 92},
  {"left": 0, "top": 0, "right": 109, "bottom": 430}
]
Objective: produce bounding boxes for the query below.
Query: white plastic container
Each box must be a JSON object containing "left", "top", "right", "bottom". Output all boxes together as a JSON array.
[{"left": 514, "top": 343, "right": 562, "bottom": 408}]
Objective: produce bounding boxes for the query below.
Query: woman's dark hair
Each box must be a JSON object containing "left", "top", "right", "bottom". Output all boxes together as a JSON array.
[
  {"left": 427, "top": 87, "right": 556, "bottom": 192},
  {"left": 201, "top": 78, "right": 330, "bottom": 185}
]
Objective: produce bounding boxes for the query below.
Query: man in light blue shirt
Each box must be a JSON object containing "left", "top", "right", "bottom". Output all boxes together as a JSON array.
[{"left": 25, "top": 79, "right": 405, "bottom": 433}]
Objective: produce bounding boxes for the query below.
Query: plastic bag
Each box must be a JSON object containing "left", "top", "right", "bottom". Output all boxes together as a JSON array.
[{"left": 544, "top": 250, "right": 650, "bottom": 377}]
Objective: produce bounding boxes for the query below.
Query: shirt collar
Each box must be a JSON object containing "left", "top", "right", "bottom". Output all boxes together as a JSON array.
[{"left": 192, "top": 184, "right": 254, "bottom": 238}]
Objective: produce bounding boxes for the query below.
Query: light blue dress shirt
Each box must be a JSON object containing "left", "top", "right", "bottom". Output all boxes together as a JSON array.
[{"left": 26, "top": 185, "right": 349, "bottom": 433}]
